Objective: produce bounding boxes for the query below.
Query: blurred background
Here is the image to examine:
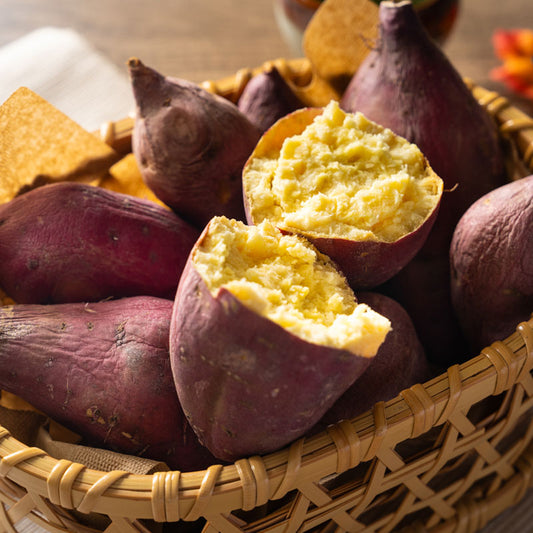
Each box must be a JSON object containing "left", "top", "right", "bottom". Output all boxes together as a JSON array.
[{"left": 0, "top": 0, "right": 532, "bottom": 112}]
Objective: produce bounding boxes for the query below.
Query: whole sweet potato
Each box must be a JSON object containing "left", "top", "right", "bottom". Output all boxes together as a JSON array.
[
  {"left": 0, "top": 181, "right": 199, "bottom": 304},
  {"left": 129, "top": 58, "right": 261, "bottom": 229},
  {"left": 170, "top": 216, "right": 391, "bottom": 461},
  {"left": 340, "top": 0, "right": 506, "bottom": 257},
  {"left": 0, "top": 296, "right": 216, "bottom": 471},
  {"left": 450, "top": 175, "right": 533, "bottom": 352},
  {"left": 316, "top": 292, "right": 431, "bottom": 429}
]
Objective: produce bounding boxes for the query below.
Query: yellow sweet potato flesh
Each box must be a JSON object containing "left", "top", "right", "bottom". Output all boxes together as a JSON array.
[
  {"left": 193, "top": 216, "right": 391, "bottom": 357},
  {"left": 245, "top": 101, "right": 441, "bottom": 242}
]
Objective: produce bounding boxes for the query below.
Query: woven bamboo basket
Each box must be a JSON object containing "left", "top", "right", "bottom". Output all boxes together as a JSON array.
[{"left": 1, "top": 56, "right": 533, "bottom": 533}]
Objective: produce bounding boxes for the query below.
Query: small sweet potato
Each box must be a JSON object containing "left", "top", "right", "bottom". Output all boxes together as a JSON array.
[
  {"left": 170, "top": 216, "right": 392, "bottom": 461},
  {"left": 242, "top": 101, "right": 443, "bottom": 290},
  {"left": 316, "top": 292, "right": 431, "bottom": 429},
  {"left": 0, "top": 181, "right": 200, "bottom": 304},
  {"left": 0, "top": 296, "right": 216, "bottom": 471},
  {"left": 450, "top": 175, "right": 533, "bottom": 352},
  {"left": 237, "top": 65, "right": 305, "bottom": 133},
  {"left": 129, "top": 58, "right": 261, "bottom": 229}
]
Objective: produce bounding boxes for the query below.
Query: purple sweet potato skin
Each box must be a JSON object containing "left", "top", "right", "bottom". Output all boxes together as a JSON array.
[
  {"left": 316, "top": 292, "right": 430, "bottom": 430},
  {"left": 340, "top": 2, "right": 506, "bottom": 256},
  {"left": 0, "top": 296, "right": 216, "bottom": 471},
  {"left": 380, "top": 253, "right": 470, "bottom": 368},
  {"left": 169, "top": 260, "right": 373, "bottom": 462},
  {"left": 450, "top": 175, "right": 533, "bottom": 352},
  {"left": 129, "top": 59, "right": 261, "bottom": 229},
  {"left": 300, "top": 201, "right": 440, "bottom": 290},
  {"left": 0, "top": 181, "right": 200, "bottom": 304},
  {"left": 237, "top": 66, "right": 304, "bottom": 133},
  {"left": 340, "top": 1, "right": 506, "bottom": 366}
]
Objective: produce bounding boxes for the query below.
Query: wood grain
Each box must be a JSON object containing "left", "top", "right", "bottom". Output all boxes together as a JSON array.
[{"left": 1, "top": 0, "right": 532, "bottom": 115}]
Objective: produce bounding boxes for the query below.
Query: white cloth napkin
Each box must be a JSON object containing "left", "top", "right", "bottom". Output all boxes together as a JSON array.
[{"left": 0, "top": 26, "right": 135, "bottom": 132}]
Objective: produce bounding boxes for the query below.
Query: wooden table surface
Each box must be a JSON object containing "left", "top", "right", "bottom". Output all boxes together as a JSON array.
[
  {"left": 1, "top": 1, "right": 533, "bottom": 532},
  {"left": 1, "top": 0, "right": 533, "bottom": 113}
]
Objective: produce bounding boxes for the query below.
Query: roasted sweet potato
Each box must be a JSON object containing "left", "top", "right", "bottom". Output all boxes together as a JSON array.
[
  {"left": 340, "top": 0, "right": 506, "bottom": 257},
  {"left": 450, "top": 175, "right": 533, "bottom": 352},
  {"left": 129, "top": 58, "right": 261, "bottom": 229},
  {"left": 242, "top": 101, "right": 443, "bottom": 290},
  {"left": 0, "top": 296, "right": 216, "bottom": 471},
  {"left": 170, "top": 216, "right": 391, "bottom": 461},
  {"left": 0, "top": 182, "right": 199, "bottom": 304},
  {"left": 316, "top": 291, "right": 431, "bottom": 429},
  {"left": 237, "top": 65, "right": 305, "bottom": 133},
  {"left": 340, "top": 0, "right": 506, "bottom": 365}
]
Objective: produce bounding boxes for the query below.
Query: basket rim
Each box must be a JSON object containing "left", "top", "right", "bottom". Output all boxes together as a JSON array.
[
  {"left": 0, "top": 58, "right": 533, "bottom": 524},
  {"left": 0, "top": 321, "right": 531, "bottom": 520}
]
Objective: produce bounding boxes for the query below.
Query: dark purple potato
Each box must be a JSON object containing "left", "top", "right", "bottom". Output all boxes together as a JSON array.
[
  {"left": 129, "top": 58, "right": 261, "bottom": 229},
  {"left": 0, "top": 296, "right": 216, "bottom": 471},
  {"left": 237, "top": 65, "right": 305, "bottom": 133},
  {"left": 450, "top": 175, "right": 533, "bottom": 352},
  {"left": 341, "top": 0, "right": 506, "bottom": 256},
  {"left": 0, "top": 182, "right": 199, "bottom": 304},
  {"left": 316, "top": 291, "right": 431, "bottom": 430}
]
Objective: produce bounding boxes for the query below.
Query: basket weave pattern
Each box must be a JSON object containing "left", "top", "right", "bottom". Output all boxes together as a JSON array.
[{"left": 1, "top": 58, "right": 533, "bottom": 533}]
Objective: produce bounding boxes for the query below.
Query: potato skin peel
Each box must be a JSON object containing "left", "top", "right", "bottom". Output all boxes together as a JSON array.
[
  {"left": 450, "top": 175, "right": 533, "bottom": 352},
  {"left": 170, "top": 253, "right": 376, "bottom": 462},
  {"left": 0, "top": 182, "right": 199, "bottom": 304},
  {"left": 0, "top": 296, "right": 216, "bottom": 471}
]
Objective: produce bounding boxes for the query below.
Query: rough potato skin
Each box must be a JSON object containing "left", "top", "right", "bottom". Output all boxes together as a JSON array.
[
  {"left": 315, "top": 292, "right": 431, "bottom": 430},
  {"left": 170, "top": 261, "right": 374, "bottom": 462},
  {"left": 129, "top": 58, "right": 261, "bottom": 229},
  {"left": 0, "top": 182, "right": 200, "bottom": 304},
  {"left": 450, "top": 175, "right": 533, "bottom": 352},
  {"left": 0, "top": 296, "right": 216, "bottom": 471}
]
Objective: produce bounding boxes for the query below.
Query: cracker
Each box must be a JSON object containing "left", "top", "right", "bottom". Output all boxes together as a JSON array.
[{"left": 0, "top": 87, "right": 119, "bottom": 204}]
